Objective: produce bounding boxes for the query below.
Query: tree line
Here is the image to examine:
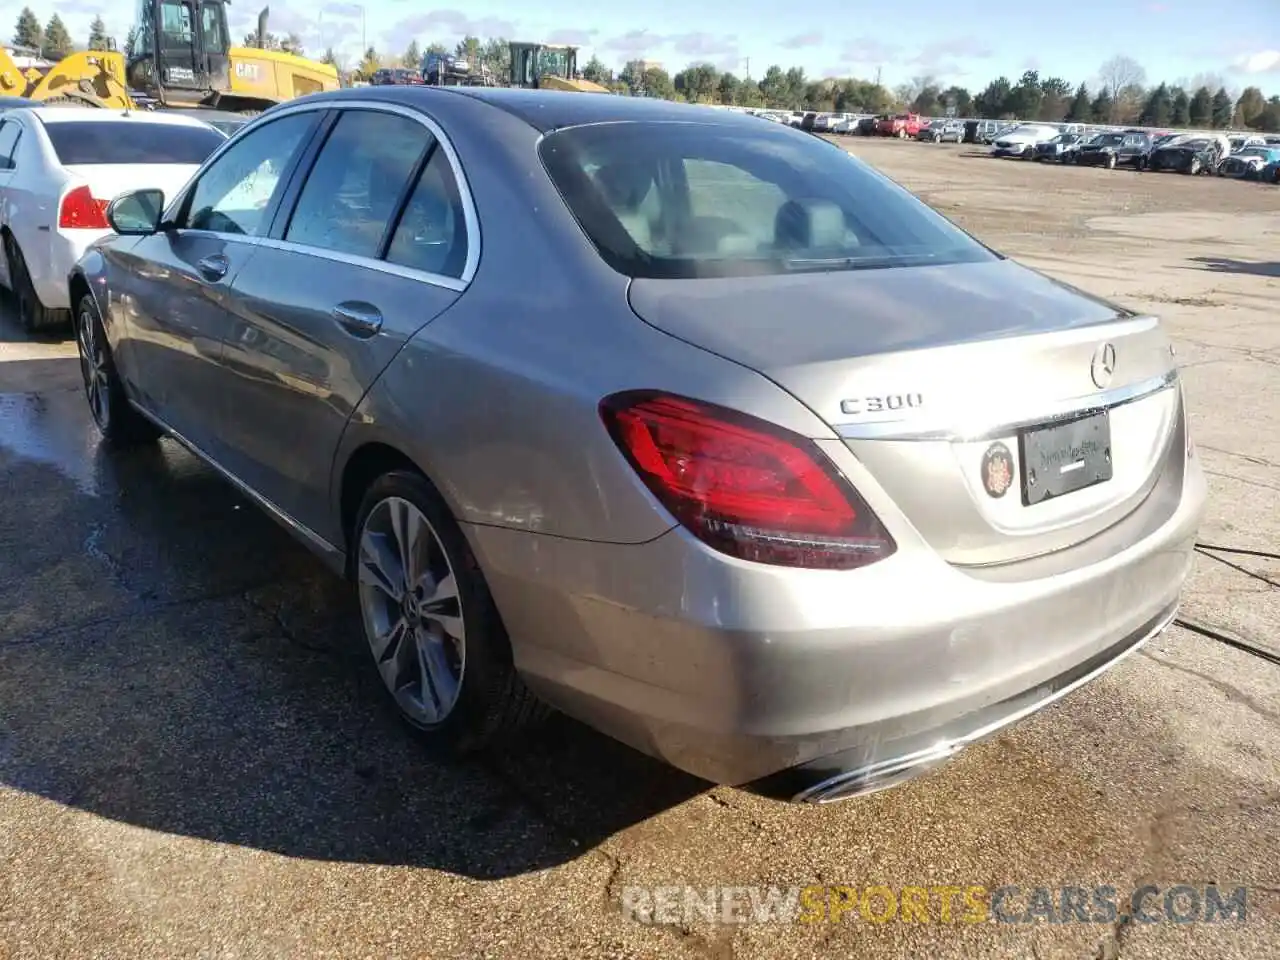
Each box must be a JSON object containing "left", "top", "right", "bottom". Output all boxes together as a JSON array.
[
  {"left": 335, "top": 39, "right": 1280, "bottom": 132},
  {"left": 11, "top": 7, "right": 104, "bottom": 60},
  {"left": 10, "top": 7, "right": 1280, "bottom": 133}
]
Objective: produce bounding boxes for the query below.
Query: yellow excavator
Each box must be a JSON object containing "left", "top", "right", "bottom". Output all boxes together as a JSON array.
[
  {"left": 0, "top": 2, "right": 337, "bottom": 113},
  {"left": 507, "top": 42, "right": 609, "bottom": 93}
]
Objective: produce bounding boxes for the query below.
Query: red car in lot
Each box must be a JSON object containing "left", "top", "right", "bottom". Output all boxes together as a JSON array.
[{"left": 875, "top": 113, "right": 925, "bottom": 138}]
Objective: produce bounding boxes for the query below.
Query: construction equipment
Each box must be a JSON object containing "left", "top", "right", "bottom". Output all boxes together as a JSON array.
[
  {"left": 507, "top": 43, "right": 609, "bottom": 93},
  {"left": 0, "top": 45, "right": 132, "bottom": 107},
  {"left": 126, "top": 3, "right": 338, "bottom": 112},
  {"left": 0, "top": 45, "right": 48, "bottom": 98},
  {"left": 0, "top": 2, "right": 338, "bottom": 113}
]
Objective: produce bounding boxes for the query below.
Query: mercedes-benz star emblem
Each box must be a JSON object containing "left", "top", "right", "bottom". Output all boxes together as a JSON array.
[
  {"left": 1091, "top": 342, "right": 1117, "bottom": 389},
  {"left": 980, "top": 442, "right": 1014, "bottom": 499}
]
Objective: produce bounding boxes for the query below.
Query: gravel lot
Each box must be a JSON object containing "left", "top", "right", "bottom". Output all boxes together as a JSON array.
[{"left": 1, "top": 135, "right": 1277, "bottom": 960}]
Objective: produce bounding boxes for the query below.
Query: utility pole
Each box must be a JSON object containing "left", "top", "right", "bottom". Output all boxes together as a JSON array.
[
  {"left": 743, "top": 57, "right": 750, "bottom": 78},
  {"left": 875, "top": 66, "right": 882, "bottom": 88}
]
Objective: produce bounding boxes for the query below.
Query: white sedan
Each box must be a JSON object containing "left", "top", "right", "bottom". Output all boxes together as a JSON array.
[{"left": 0, "top": 106, "right": 226, "bottom": 331}]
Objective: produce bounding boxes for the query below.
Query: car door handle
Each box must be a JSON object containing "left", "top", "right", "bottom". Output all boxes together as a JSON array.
[
  {"left": 332, "top": 301, "right": 383, "bottom": 338},
  {"left": 197, "top": 254, "right": 228, "bottom": 281}
]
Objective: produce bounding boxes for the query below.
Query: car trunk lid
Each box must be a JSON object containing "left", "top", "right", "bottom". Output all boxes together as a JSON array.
[
  {"left": 627, "top": 259, "right": 1180, "bottom": 566},
  {"left": 61, "top": 164, "right": 202, "bottom": 215}
]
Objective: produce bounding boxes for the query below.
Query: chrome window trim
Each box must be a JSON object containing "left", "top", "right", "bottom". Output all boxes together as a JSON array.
[
  {"left": 254, "top": 236, "right": 467, "bottom": 292},
  {"left": 236, "top": 98, "right": 481, "bottom": 287},
  {"left": 835, "top": 369, "right": 1179, "bottom": 442}
]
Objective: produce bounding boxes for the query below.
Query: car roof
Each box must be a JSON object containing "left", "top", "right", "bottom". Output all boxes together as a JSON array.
[
  {"left": 160, "top": 108, "right": 248, "bottom": 123},
  {"left": 293, "top": 85, "right": 772, "bottom": 135},
  {"left": 26, "top": 106, "right": 212, "bottom": 127}
]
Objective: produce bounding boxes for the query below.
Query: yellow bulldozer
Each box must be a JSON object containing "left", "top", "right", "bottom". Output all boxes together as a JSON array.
[{"left": 0, "top": 2, "right": 337, "bottom": 114}]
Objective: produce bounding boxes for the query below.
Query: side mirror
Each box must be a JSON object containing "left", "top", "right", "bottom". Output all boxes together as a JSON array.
[{"left": 107, "top": 188, "right": 165, "bottom": 235}]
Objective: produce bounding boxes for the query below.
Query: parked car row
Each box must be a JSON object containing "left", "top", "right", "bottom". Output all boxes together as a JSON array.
[
  {"left": 0, "top": 87, "right": 1207, "bottom": 805},
  {"left": 749, "top": 105, "right": 1280, "bottom": 184},
  {"left": 996, "top": 124, "right": 1280, "bottom": 181}
]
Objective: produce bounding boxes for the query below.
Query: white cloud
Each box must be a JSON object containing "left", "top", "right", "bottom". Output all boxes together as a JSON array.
[{"left": 1231, "top": 50, "right": 1280, "bottom": 74}]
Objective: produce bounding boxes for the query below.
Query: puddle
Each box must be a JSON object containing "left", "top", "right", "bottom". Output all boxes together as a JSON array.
[{"left": 0, "top": 392, "right": 102, "bottom": 496}]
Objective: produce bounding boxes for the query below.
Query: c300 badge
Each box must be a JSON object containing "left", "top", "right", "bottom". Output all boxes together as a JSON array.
[{"left": 980, "top": 441, "right": 1014, "bottom": 499}]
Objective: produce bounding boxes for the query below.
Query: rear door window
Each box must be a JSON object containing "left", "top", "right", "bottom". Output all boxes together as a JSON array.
[
  {"left": 384, "top": 146, "right": 469, "bottom": 278},
  {"left": 284, "top": 109, "right": 433, "bottom": 260},
  {"left": 0, "top": 119, "right": 21, "bottom": 169}
]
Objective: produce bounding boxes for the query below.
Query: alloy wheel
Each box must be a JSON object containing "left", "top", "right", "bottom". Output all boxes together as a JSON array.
[
  {"left": 76, "top": 307, "right": 110, "bottom": 431},
  {"left": 357, "top": 496, "right": 466, "bottom": 726}
]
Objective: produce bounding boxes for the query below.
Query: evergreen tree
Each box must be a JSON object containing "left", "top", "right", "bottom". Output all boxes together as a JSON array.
[
  {"left": 1090, "top": 89, "right": 1113, "bottom": 123},
  {"left": 242, "top": 31, "right": 280, "bottom": 50},
  {"left": 280, "top": 32, "right": 304, "bottom": 56},
  {"left": 42, "top": 14, "right": 72, "bottom": 60},
  {"left": 1188, "top": 86, "right": 1213, "bottom": 127},
  {"left": 1170, "top": 88, "right": 1190, "bottom": 127},
  {"left": 1234, "top": 87, "right": 1266, "bottom": 129},
  {"left": 583, "top": 55, "right": 608, "bottom": 84},
  {"left": 1258, "top": 97, "right": 1280, "bottom": 134},
  {"left": 13, "top": 7, "right": 41, "bottom": 49},
  {"left": 124, "top": 26, "right": 138, "bottom": 58},
  {"left": 1210, "top": 87, "right": 1233, "bottom": 128},
  {"left": 1140, "top": 83, "right": 1171, "bottom": 126},
  {"left": 87, "top": 15, "right": 109, "bottom": 51},
  {"left": 1066, "top": 83, "right": 1091, "bottom": 121},
  {"left": 402, "top": 40, "right": 421, "bottom": 69},
  {"left": 320, "top": 47, "right": 339, "bottom": 67},
  {"left": 357, "top": 46, "right": 380, "bottom": 79}
]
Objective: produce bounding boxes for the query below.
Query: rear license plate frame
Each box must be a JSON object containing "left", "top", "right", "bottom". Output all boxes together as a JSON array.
[{"left": 1018, "top": 410, "right": 1113, "bottom": 506}]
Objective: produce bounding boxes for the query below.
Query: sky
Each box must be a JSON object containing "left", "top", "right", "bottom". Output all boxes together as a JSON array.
[{"left": 34, "top": 0, "right": 1280, "bottom": 93}]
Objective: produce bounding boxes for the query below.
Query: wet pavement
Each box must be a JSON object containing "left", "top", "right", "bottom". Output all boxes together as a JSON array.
[{"left": 1, "top": 141, "right": 1278, "bottom": 960}]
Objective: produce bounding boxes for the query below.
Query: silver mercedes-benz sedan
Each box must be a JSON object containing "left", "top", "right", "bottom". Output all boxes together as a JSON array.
[{"left": 70, "top": 87, "right": 1205, "bottom": 803}]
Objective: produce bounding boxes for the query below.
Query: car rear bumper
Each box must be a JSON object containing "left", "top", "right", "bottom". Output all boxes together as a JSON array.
[
  {"left": 748, "top": 601, "right": 1176, "bottom": 802},
  {"left": 36, "top": 229, "right": 107, "bottom": 310},
  {"left": 468, "top": 427, "right": 1205, "bottom": 799}
]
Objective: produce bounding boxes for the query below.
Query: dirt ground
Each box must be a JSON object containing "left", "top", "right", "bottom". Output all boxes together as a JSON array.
[{"left": 0, "top": 136, "right": 1277, "bottom": 960}]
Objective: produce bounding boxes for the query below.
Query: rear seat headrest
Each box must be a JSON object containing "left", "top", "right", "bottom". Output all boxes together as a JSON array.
[{"left": 774, "top": 198, "right": 845, "bottom": 249}]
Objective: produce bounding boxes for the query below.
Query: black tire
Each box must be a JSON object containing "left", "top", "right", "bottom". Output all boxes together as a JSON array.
[
  {"left": 74, "top": 294, "right": 163, "bottom": 445},
  {"left": 5, "top": 234, "right": 68, "bottom": 332},
  {"left": 34, "top": 95, "right": 92, "bottom": 108},
  {"left": 352, "top": 469, "right": 547, "bottom": 754}
]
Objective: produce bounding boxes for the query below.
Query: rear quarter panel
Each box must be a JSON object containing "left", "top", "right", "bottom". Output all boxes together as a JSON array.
[{"left": 71, "top": 238, "right": 147, "bottom": 382}]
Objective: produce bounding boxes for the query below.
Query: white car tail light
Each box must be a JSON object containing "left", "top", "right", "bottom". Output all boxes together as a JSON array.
[{"left": 59, "top": 185, "right": 110, "bottom": 230}]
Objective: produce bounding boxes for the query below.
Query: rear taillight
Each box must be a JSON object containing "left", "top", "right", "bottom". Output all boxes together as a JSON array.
[
  {"left": 59, "top": 185, "right": 110, "bottom": 230},
  {"left": 599, "top": 391, "right": 896, "bottom": 570}
]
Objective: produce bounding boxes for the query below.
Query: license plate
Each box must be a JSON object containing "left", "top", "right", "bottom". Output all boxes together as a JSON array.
[{"left": 1018, "top": 411, "right": 1112, "bottom": 506}]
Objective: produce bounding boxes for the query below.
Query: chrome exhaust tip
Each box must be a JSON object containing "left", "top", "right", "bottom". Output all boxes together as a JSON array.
[{"left": 793, "top": 746, "right": 960, "bottom": 804}]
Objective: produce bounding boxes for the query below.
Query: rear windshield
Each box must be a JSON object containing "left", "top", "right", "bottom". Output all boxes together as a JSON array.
[
  {"left": 538, "top": 121, "right": 997, "bottom": 280},
  {"left": 43, "top": 120, "right": 225, "bottom": 165}
]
